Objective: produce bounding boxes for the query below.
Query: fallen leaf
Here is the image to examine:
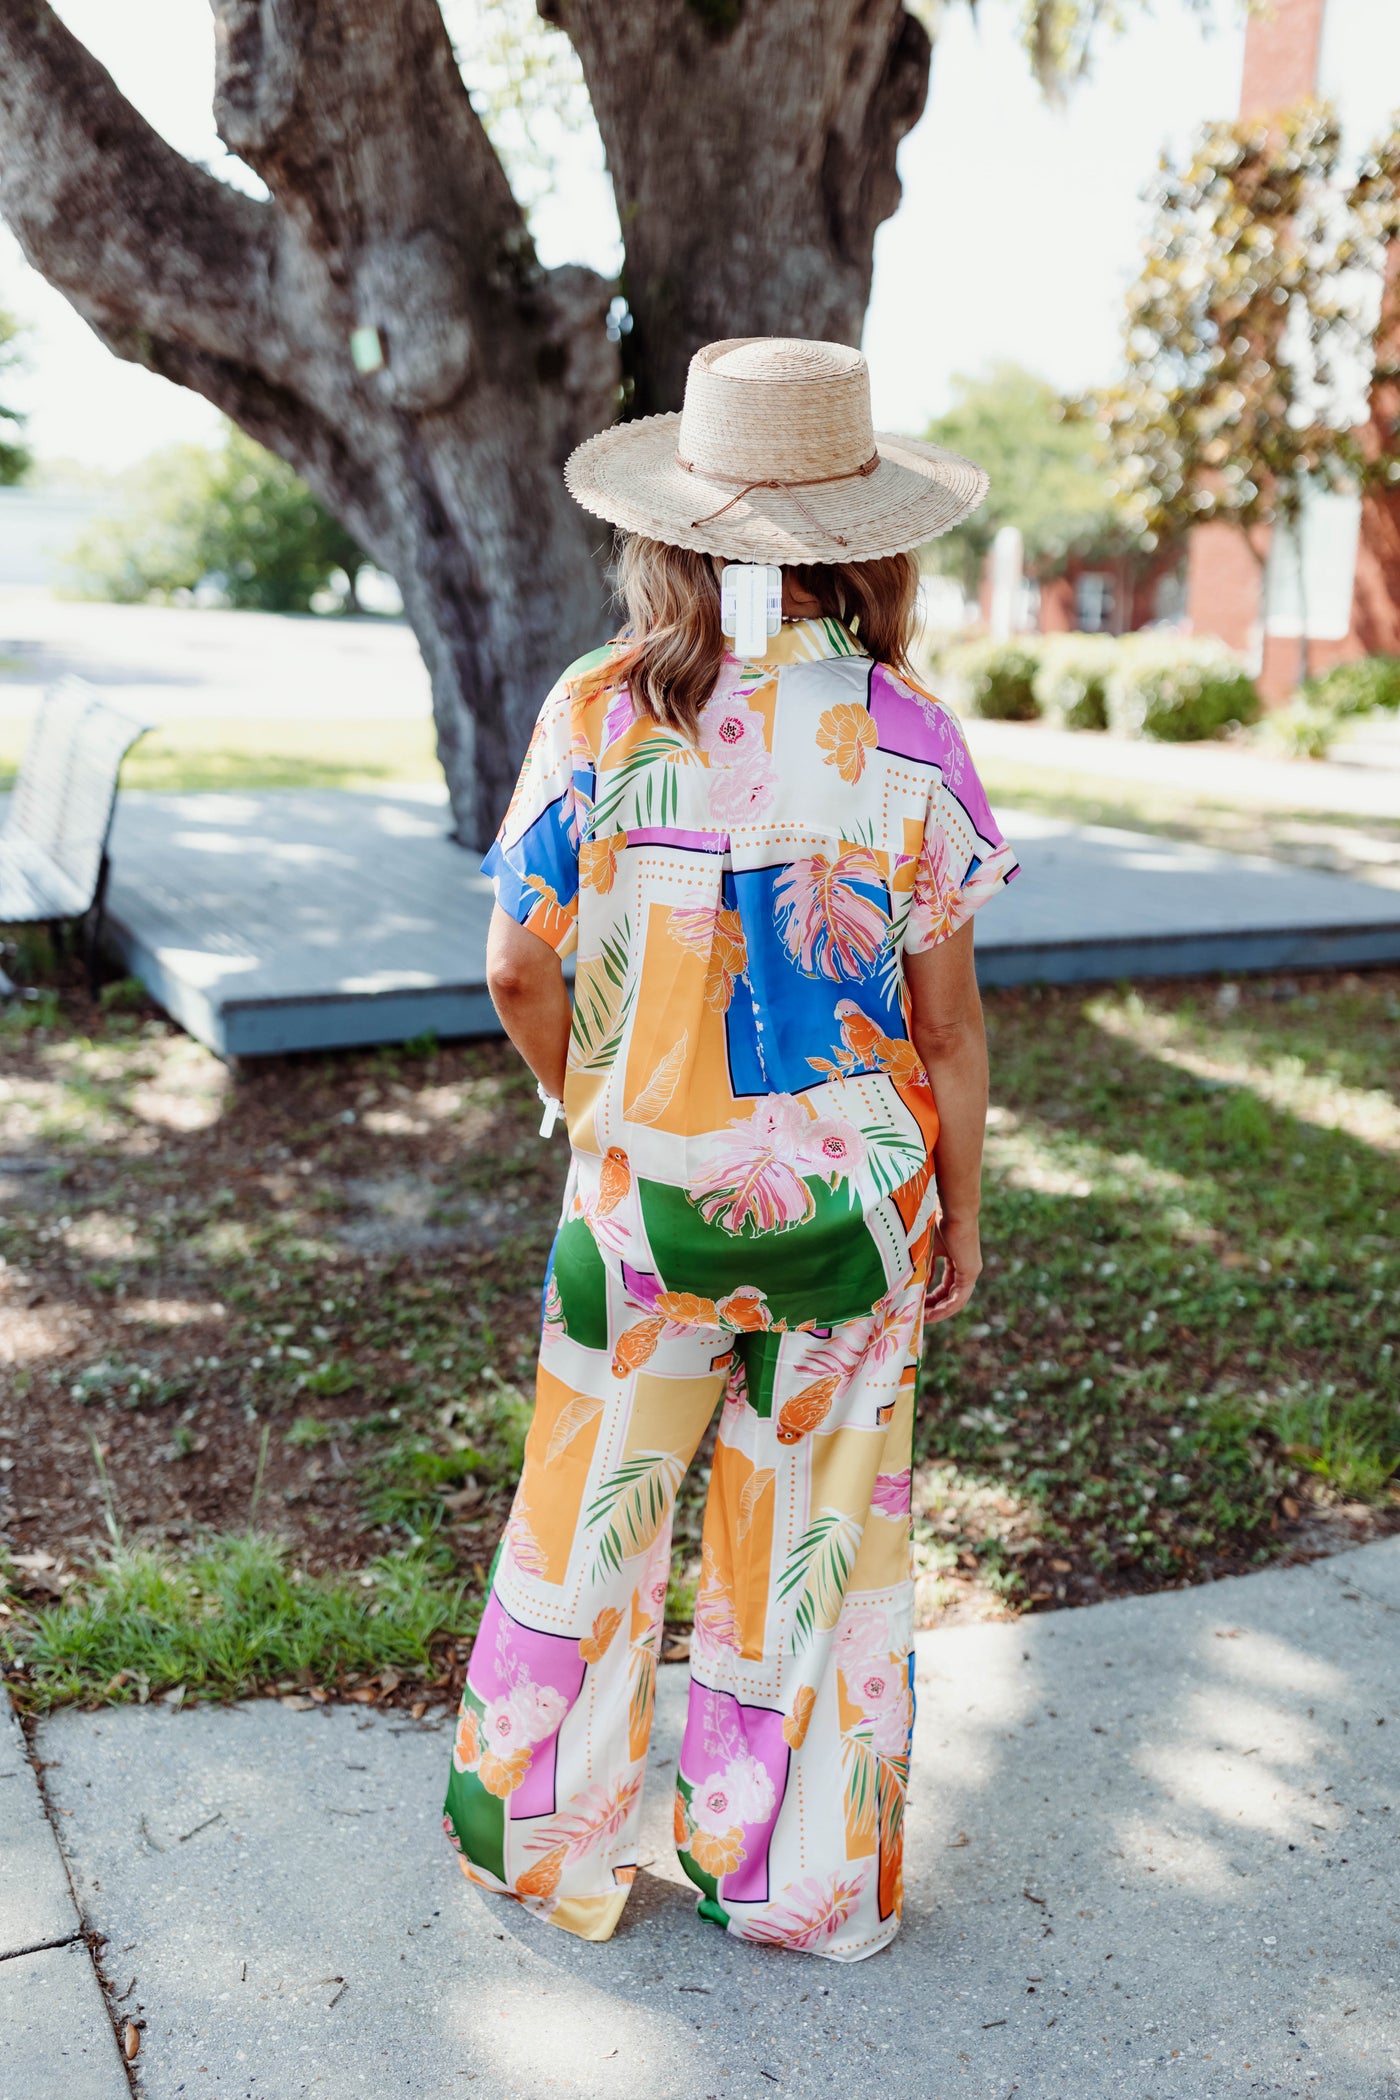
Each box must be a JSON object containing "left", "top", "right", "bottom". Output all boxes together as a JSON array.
[
  {"left": 280, "top": 1694, "right": 315, "bottom": 1712},
  {"left": 123, "top": 2022, "right": 140, "bottom": 2062}
]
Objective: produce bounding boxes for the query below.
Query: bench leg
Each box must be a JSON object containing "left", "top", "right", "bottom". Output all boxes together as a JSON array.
[{"left": 83, "top": 853, "right": 111, "bottom": 1000}]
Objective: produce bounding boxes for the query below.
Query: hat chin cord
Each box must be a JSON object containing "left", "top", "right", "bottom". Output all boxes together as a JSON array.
[{"left": 676, "top": 449, "right": 881, "bottom": 546}]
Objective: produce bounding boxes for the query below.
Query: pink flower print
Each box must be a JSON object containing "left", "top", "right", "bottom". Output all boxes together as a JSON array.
[
  {"left": 871, "top": 1686, "right": 913, "bottom": 1759},
  {"left": 699, "top": 701, "right": 766, "bottom": 768},
  {"left": 907, "top": 826, "right": 960, "bottom": 953},
  {"left": 870, "top": 1468, "right": 912, "bottom": 1519},
  {"left": 834, "top": 1604, "right": 889, "bottom": 1668},
  {"left": 508, "top": 1678, "right": 569, "bottom": 1746},
  {"left": 694, "top": 1754, "right": 775, "bottom": 1835},
  {"left": 693, "top": 1772, "right": 741, "bottom": 1837},
  {"left": 722, "top": 1752, "right": 776, "bottom": 1824},
  {"left": 798, "top": 1115, "right": 868, "bottom": 1189},
  {"left": 688, "top": 1095, "right": 818, "bottom": 1236},
  {"left": 709, "top": 759, "right": 776, "bottom": 825},
  {"left": 482, "top": 1696, "right": 528, "bottom": 1757}
]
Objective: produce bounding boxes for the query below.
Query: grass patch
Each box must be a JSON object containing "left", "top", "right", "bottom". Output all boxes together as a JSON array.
[
  {"left": 0, "top": 714, "right": 439, "bottom": 794},
  {"left": 973, "top": 754, "right": 1400, "bottom": 884},
  {"left": 2, "top": 1531, "right": 476, "bottom": 1711},
  {"left": 0, "top": 954, "right": 1394, "bottom": 1647},
  {"left": 912, "top": 975, "right": 1400, "bottom": 1610}
]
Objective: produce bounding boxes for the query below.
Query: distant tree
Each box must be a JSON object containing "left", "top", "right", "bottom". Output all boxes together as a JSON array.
[
  {"left": 0, "top": 303, "right": 30, "bottom": 484},
  {"left": 0, "top": 0, "right": 1202, "bottom": 842},
  {"left": 69, "top": 426, "right": 364, "bottom": 612},
  {"left": 923, "top": 363, "right": 1123, "bottom": 597},
  {"left": 1101, "top": 101, "right": 1400, "bottom": 679}
]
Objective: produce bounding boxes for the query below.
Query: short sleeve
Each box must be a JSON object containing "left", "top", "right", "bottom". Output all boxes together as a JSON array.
[
  {"left": 904, "top": 708, "right": 1020, "bottom": 955},
  {"left": 482, "top": 679, "right": 582, "bottom": 959}
]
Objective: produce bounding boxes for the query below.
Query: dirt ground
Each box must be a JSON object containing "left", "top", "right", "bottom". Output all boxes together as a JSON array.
[{"left": 2, "top": 958, "right": 1397, "bottom": 1640}]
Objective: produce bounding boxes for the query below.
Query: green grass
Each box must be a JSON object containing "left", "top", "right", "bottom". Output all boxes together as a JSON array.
[
  {"left": 0, "top": 714, "right": 439, "bottom": 794},
  {"left": 2, "top": 1531, "right": 476, "bottom": 1711},
  {"left": 974, "top": 754, "right": 1400, "bottom": 883},
  {"left": 912, "top": 977, "right": 1400, "bottom": 1604}
]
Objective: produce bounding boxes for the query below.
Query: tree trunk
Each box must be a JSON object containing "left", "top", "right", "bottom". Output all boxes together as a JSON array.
[
  {"left": 555, "top": 0, "right": 931, "bottom": 412},
  {"left": 0, "top": 0, "right": 931, "bottom": 843}
]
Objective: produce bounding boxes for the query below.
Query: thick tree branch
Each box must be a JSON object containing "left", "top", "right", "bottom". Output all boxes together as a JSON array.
[
  {"left": 551, "top": 0, "right": 930, "bottom": 410},
  {"left": 209, "top": 0, "right": 553, "bottom": 412},
  {"left": 0, "top": 0, "right": 275, "bottom": 375}
]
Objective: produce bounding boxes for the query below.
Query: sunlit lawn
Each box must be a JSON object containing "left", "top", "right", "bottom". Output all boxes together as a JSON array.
[
  {"left": 0, "top": 713, "right": 439, "bottom": 794},
  {"left": 1, "top": 960, "right": 1396, "bottom": 1708}
]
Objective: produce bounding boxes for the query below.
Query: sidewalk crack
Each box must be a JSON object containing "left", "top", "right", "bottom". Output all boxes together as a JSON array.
[{"left": 0, "top": 1930, "right": 84, "bottom": 1963}]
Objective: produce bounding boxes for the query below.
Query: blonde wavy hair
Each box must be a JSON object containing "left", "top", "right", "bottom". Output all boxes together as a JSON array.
[{"left": 591, "top": 534, "right": 922, "bottom": 740}]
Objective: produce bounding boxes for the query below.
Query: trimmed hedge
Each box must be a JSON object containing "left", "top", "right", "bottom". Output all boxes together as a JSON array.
[
  {"left": 1300, "top": 655, "right": 1400, "bottom": 719},
  {"left": 1106, "top": 639, "right": 1262, "bottom": 742},
  {"left": 1032, "top": 634, "right": 1115, "bottom": 731},
  {"left": 944, "top": 639, "right": 1041, "bottom": 720},
  {"left": 929, "top": 631, "right": 1262, "bottom": 742}
]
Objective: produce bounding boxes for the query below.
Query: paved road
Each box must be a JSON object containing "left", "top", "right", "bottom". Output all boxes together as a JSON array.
[{"left": 15, "top": 1537, "right": 1400, "bottom": 2100}]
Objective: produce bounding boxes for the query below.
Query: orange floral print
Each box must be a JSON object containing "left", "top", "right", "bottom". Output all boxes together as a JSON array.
[
  {"left": 687, "top": 1824, "right": 747, "bottom": 1875},
  {"left": 516, "top": 1845, "right": 567, "bottom": 1902},
  {"left": 453, "top": 1706, "right": 481, "bottom": 1772},
  {"left": 580, "top": 836, "right": 620, "bottom": 893},
  {"left": 655, "top": 1289, "right": 719, "bottom": 1328},
  {"left": 478, "top": 1746, "right": 533, "bottom": 1799},
  {"left": 783, "top": 1683, "right": 817, "bottom": 1750},
  {"left": 578, "top": 1605, "right": 624, "bottom": 1664},
  {"left": 815, "top": 701, "right": 877, "bottom": 784},
  {"left": 673, "top": 1791, "right": 690, "bottom": 1846}
]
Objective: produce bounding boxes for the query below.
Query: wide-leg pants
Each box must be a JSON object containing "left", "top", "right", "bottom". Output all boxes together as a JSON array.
[{"left": 443, "top": 1223, "right": 928, "bottom": 1962}]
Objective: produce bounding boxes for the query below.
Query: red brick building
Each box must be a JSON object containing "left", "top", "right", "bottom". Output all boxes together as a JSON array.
[{"left": 1037, "top": 0, "right": 1400, "bottom": 700}]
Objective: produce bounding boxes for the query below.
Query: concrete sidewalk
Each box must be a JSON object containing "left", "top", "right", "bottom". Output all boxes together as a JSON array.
[
  {"left": 0, "top": 1700, "right": 130, "bottom": 2100},
  {"left": 17, "top": 1537, "right": 1400, "bottom": 2100}
]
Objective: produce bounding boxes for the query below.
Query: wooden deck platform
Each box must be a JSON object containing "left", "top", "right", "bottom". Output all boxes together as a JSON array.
[{"left": 98, "top": 787, "right": 1400, "bottom": 1059}]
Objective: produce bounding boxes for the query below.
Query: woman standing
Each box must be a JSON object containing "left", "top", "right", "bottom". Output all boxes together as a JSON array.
[{"left": 444, "top": 338, "right": 1018, "bottom": 1961}]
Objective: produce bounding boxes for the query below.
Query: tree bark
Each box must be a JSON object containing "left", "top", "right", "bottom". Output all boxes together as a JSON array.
[
  {"left": 0, "top": 0, "right": 931, "bottom": 843},
  {"left": 552, "top": 0, "right": 930, "bottom": 412}
]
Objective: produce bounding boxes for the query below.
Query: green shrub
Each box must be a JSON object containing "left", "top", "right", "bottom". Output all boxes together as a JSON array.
[
  {"left": 1032, "top": 633, "right": 1116, "bottom": 731},
  {"left": 67, "top": 426, "right": 363, "bottom": 614},
  {"left": 1107, "top": 639, "right": 1262, "bottom": 741},
  {"left": 1301, "top": 655, "right": 1400, "bottom": 720},
  {"left": 945, "top": 639, "right": 1042, "bottom": 720}
]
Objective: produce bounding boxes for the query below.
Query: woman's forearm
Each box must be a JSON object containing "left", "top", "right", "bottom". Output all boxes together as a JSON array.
[
  {"left": 915, "top": 1014, "right": 989, "bottom": 1222},
  {"left": 485, "top": 907, "right": 573, "bottom": 1100}
]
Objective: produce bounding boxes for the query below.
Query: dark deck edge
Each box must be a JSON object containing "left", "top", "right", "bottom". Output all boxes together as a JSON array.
[
  {"left": 976, "top": 922, "right": 1400, "bottom": 988},
  {"left": 107, "top": 913, "right": 1400, "bottom": 1059}
]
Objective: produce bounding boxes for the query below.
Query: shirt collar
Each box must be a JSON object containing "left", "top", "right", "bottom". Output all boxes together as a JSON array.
[{"left": 732, "top": 615, "right": 868, "bottom": 670}]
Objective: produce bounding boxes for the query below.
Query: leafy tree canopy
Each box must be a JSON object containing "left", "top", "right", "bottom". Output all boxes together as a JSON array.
[
  {"left": 923, "top": 362, "right": 1121, "bottom": 591},
  {"left": 68, "top": 426, "right": 364, "bottom": 614},
  {"left": 1101, "top": 100, "right": 1400, "bottom": 554},
  {"left": 0, "top": 304, "right": 30, "bottom": 486}
]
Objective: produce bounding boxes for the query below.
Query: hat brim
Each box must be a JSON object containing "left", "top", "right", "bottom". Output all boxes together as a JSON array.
[{"left": 563, "top": 412, "right": 988, "bottom": 564}]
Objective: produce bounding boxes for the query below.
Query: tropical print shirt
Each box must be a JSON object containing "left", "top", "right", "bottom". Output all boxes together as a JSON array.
[{"left": 484, "top": 617, "right": 1019, "bottom": 1331}]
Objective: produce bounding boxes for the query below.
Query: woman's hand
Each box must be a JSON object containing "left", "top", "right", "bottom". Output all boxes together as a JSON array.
[{"left": 924, "top": 1213, "right": 982, "bottom": 1325}]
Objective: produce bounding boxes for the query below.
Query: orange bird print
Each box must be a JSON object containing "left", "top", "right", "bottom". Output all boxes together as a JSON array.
[
  {"left": 776, "top": 1372, "right": 842, "bottom": 1446},
  {"left": 809, "top": 1000, "right": 926, "bottom": 1089},
  {"left": 596, "top": 1145, "right": 632, "bottom": 1217}
]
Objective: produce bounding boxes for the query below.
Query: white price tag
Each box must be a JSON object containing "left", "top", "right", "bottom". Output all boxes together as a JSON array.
[{"left": 720, "top": 564, "right": 782, "bottom": 660}]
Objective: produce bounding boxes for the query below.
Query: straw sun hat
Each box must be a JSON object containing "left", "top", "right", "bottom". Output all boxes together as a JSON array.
[{"left": 563, "top": 336, "right": 988, "bottom": 565}]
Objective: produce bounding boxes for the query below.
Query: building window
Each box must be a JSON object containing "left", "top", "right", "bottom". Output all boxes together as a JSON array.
[
  {"left": 1264, "top": 486, "right": 1362, "bottom": 641},
  {"left": 1075, "top": 571, "right": 1114, "bottom": 632}
]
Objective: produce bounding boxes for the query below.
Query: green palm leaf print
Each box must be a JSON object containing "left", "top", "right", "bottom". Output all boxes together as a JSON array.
[
  {"left": 777, "top": 1507, "right": 864, "bottom": 1646},
  {"left": 569, "top": 919, "right": 634, "bottom": 1072},
  {"left": 586, "top": 1449, "right": 686, "bottom": 1574},
  {"left": 585, "top": 732, "right": 691, "bottom": 840}
]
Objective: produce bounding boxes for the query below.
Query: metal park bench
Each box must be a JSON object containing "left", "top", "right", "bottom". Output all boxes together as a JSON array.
[{"left": 0, "top": 677, "right": 150, "bottom": 996}]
